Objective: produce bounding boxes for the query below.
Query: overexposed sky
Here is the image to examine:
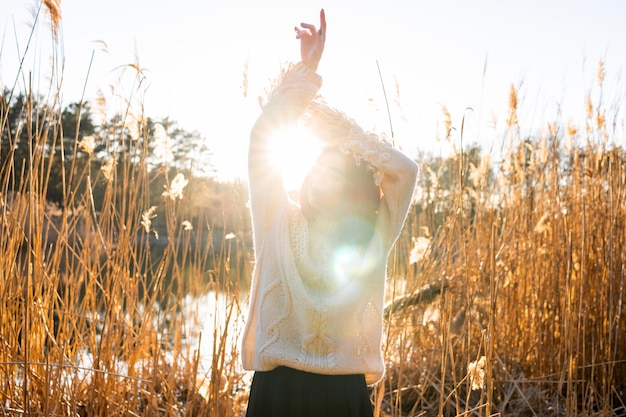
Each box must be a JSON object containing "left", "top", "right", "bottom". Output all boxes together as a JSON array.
[{"left": 2, "top": 0, "right": 625, "bottom": 180}]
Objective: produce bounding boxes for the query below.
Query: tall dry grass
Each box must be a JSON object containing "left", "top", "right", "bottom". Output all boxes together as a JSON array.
[
  {"left": 1, "top": 3, "right": 251, "bottom": 416},
  {"left": 1, "top": 3, "right": 625, "bottom": 416},
  {"left": 380, "top": 62, "right": 625, "bottom": 416}
]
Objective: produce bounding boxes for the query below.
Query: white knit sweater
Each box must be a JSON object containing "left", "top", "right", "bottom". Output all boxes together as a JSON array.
[{"left": 241, "top": 62, "right": 418, "bottom": 385}]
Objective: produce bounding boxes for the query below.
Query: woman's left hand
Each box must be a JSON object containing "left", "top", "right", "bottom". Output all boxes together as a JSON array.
[{"left": 295, "top": 9, "right": 326, "bottom": 72}]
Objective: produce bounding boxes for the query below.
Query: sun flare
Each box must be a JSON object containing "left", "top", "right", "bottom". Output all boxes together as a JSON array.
[{"left": 268, "top": 125, "right": 322, "bottom": 191}]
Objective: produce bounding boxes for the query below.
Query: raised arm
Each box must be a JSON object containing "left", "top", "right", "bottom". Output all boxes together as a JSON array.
[
  {"left": 302, "top": 100, "right": 418, "bottom": 246},
  {"left": 248, "top": 10, "right": 326, "bottom": 233},
  {"left": 377, "top": 146, "right": 419, "bottom": 245}
]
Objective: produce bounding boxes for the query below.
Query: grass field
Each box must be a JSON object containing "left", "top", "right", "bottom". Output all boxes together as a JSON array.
[{"left": 1, "top": 2, "right": 624, "bottom": 416}]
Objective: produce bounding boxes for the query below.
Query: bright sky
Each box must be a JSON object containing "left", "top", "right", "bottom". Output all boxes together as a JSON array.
[{"left": 2, "top": 0, "right": 625, "bottom": 182}]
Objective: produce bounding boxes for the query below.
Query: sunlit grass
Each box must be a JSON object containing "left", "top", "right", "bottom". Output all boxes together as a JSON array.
[
  {"left": 1, "top": 3, "right": 624, "bottom": 416},
  {"left": 381, "top": 66, "right": 625, "bottom": 416}
]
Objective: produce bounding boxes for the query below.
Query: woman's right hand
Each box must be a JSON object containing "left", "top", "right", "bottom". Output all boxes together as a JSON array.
[{"left": 294, "top": 9, "right": 326, "bottom": 72}]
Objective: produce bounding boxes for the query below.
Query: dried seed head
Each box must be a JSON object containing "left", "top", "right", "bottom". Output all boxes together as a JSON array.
[
  {"left": 409, "top": 236, "right": 431, "bottom": 264},
  {"left": 507, "top": 84, "right": 518, "bottom": 127},
  {"left": 596, "top": 110, "right": 605, "bottom": 131},
  {"left": 42, "top": 0, "right": 62, "bottom": 41},
  {"left": 566, "top": 120, "right": 578, "bottom": 138},
  {"left": 162, "top": 173, "right": 189, "bottom": 201},
  {"left": 78, "top": 135, "right": 96, "bottom": 155},
  {"left": 597, "top": 59, "right": 605, "bottom": 85},
  {"left": 141, "top": 206, "right": 158, "bottom": 233},
  {"left": 467, "top": 356, "right": 486, "bottom": 390}
]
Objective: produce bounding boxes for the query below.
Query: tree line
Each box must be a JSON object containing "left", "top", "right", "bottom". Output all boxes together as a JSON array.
[{"left": 0, "top": 88, "right": 248, "bottom": 236}]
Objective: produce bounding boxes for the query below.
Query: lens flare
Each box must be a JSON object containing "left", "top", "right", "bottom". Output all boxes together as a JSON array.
[
  {"left": 331, "top": 244, "right": 377, "bottom": 290},
  {"left": 268, "top": 125, "right": 321, "bottom": 190}
]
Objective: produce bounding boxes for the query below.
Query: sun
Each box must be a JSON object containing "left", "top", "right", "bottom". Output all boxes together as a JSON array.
[{"left": 267, "top": 125, "right": 322, "bottom": 191}]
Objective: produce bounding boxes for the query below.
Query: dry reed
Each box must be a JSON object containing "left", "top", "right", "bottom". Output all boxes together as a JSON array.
[
  {"left": 1, "top": 7, "right": 624, "bottom": 417},
  {"left": 381, "top": 59, "right": 625, "bottom": 416}
]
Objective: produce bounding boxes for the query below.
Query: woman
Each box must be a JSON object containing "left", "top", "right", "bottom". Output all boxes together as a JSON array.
[{"left": 242, "top": 9, "right": 418, "bottom": 416}]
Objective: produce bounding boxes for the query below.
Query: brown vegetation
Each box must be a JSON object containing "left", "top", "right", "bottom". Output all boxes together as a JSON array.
[
  {"left": 0, "top": 4, "right": 624, "bottom": 416},
  {"left": 381, "top": 77, "right": 625, "bottom": 416}
]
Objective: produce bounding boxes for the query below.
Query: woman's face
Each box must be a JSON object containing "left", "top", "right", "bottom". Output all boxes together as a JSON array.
[{"left": 305, "top": 150, "right": 349, "bottom": 213}]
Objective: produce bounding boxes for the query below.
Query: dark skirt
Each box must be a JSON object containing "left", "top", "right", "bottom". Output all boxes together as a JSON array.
[{"left": 245, "top": 366, "right": 374, "bottom": 417}]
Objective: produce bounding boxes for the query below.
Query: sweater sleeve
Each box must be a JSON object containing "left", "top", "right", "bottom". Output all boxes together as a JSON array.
[
  {"left": 377, "top": 145, "right": 419, "bottom": 247},
  {"left": 302, "top": 99, "right": 419, "bottom": 247},
  {"left": 248, "top": 62, "right": 322, "bottom": 240}
]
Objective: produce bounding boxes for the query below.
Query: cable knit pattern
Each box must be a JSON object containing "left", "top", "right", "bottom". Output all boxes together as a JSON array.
[{"left": 242, "top": 62, "right": 419, "bottom": 385}]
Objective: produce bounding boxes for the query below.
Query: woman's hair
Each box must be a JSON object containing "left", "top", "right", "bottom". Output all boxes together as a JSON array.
[{"left": 300, "top": 147, "right": 382, "bottom": 245}]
